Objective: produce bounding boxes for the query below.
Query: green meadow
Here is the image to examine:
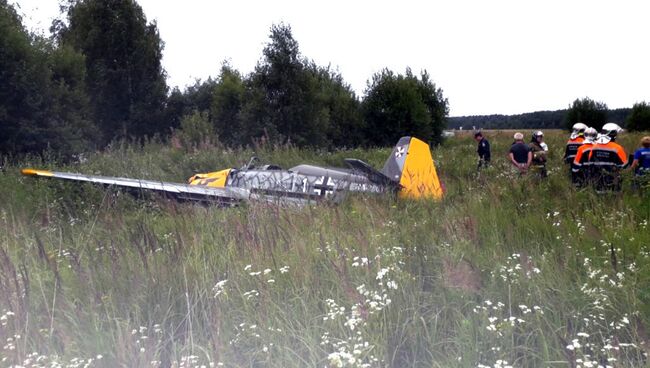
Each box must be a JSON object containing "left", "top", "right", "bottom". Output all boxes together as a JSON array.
[{"left": 1, "top": 131, "right": 649, "bottom": 367}]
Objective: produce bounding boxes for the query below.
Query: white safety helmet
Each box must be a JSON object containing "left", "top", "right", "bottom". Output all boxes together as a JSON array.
[
  {"left": 594, "top": 134, "right": 611, "bottom": 145},
  {"left": 583, "top": 127, "right": 598, "bottom": 142},
  {"left": 570, "top": 122, "right": 588, "bottom": 139},
  {"left": 601, "top": 123, "right": 623, "bottom": 138},
  {"left": 585, "top": 127, "right": 598, "bottom": 141},
  {"left": 532, "top": 130, "right": 544, "bottom": 139}
]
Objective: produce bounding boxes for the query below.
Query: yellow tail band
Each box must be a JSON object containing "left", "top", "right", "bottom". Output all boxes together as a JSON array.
[{"left": 397, "top": 138, "right": 444, "bottom": 200}]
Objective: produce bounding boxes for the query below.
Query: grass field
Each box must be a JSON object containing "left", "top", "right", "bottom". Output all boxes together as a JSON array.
[{"left": 0, "top": 130, "right": 649, "bottom": 367}]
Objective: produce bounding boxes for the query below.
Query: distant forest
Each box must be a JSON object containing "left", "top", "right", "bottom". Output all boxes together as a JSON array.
[{"left": 448, "top": 108, "right": 632, "bottom": 131}]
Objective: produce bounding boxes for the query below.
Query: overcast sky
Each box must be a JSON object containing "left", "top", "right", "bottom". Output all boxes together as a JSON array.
[{"left": 12, "top": 0, "right": 650, "bottom": 117}]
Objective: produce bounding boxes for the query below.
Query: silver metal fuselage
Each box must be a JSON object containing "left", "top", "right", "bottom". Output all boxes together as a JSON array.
[{"left": 226, "top": 164, "right": 386, "bottom": 204}]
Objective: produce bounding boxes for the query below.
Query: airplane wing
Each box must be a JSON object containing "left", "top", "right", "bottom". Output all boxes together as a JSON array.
[{"left": 21, "top": 168, "right": 250, "bottom": 206}]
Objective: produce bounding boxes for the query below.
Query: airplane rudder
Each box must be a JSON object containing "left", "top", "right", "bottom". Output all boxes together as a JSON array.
[
  {"left": 399, "top": 137, "right": 444, "bottom": 200},
  {"left": 381, "top": 136, "right": 412, "bottom": 182}
]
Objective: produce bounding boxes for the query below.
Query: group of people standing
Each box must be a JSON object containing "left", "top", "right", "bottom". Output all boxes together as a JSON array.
[
  {"left": 473, "top": 125, "right": 650, "bottom": 191},
  {"left": 565, "top": 123, "right": 649, "bottom": 191},
  {"left": 474, "top": 130, "right": 549, "bottom": 178}
]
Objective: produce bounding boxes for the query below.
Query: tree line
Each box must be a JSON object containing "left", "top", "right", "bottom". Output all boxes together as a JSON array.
[
  {"left": 1, "top": 0, "right": 448, "bottom": 158},
  {"left": 449, "top": 99, "right": 649, "bottom": 132}
]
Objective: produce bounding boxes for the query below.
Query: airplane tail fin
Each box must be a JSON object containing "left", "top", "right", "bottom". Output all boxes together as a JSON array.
[{"left": 380, "top": 136, "right": 444, "bottom": 200}]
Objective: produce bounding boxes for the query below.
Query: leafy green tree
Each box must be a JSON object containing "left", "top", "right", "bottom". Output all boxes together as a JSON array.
[
  {"left": 362, "top": 68, "right": 448, "bottom": 147},
  {"left": 565, "top": 97, "right": 608, "bottom": 131},
  {"left": 163, "top": 87, "right": 189, "bottom": 132},
  {"left": 58, "top": 0, "right": 167, "bottom": 143},
  {"left": 0, "top": 0, "right": 46, "bottom": 154},
  {"left": 242, "top": 23, "right": 310, "bottom": 145},
  {"left": 176, "top": 110, "right": 214, "bottom": 150},
  {"left": 211, "top": 64, "right": 244, "bottom": 146},
  {"left": 239, "top": 76, "right": 275, "bottom": 145},
  {"left": 163, "top": 24, "right": 364, "bottom": 149},
  {"left": 625, "top": 102, "right": 650, "bottom": 132},
  {"left": 181, "top": 79, "right": 219, "bottom": 114},
  {"left": 39, "top": 42, "right": 98, "bottom": 154},
  {"left": 0, "top": 0, "right": 95, "bottom": 156},
  {"left": 307, "top": 63, "right": 364, "bottom": 148},
  {"left": 164, "top": 79, "right": 218, "bottom": 133},
  {"left": 242, "top": 23, "right": 332, "bottom": 147},
  {"left": 415, "top": 70, "right": 449, "bottom": 145}
]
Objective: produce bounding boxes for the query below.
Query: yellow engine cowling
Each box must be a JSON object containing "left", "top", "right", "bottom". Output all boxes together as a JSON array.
[{"left": 188, "top": 169, "right": 231, "bottom": 188}]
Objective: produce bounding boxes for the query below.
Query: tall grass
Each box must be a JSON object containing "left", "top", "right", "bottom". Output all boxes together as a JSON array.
[{"left": 0, "top": 131, "right": 648, "bottom": 367}]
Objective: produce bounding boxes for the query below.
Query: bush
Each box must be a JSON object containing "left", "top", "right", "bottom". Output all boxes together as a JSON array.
[
  {"left": 174, "top": 110, "right": 217, "bottom": 151},
  {"left": 626, "top": 101, "right": 650, "bottom": 132}
]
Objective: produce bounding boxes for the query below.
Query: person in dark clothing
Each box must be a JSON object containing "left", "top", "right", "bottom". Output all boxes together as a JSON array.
[
  {"left": 529, "top": 131, "right": 548, "bottom": 178},
  {"left": 571, "top": 127, "right": 598, "bottom": 187},
  {"left": 509, "top": 132, "right": 532, "bottom": 175},
  {"left": 474, "top": 131, "right": 491, "bottom": 171},
  {"left": 564, "top": 122, "right": 587, "bottom": 163}
]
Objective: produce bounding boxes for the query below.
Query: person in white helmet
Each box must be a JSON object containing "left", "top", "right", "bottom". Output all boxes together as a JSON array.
[
  {"left": 589, "top": 123, "right": 628, "bottom": 191},
  {"left": 571, "top": 127, "right": 598, "bottom": 187},
  {"left": 564, "top": 122, "right": 587, "bottom": 164},
  {"left": 529, "top": 131, "right": 548, "bottom": 178}
]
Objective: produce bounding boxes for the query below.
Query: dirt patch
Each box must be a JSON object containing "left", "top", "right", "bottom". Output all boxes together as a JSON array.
[{"left": 442, "top": 257, "right": 482, "bottom": 293}]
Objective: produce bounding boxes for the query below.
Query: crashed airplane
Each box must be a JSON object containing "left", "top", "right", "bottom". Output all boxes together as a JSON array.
[{"left": 22, "top": 136, "right": 444, "bottom": 206}]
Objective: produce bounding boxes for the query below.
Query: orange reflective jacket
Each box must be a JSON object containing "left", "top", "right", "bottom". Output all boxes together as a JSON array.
[
  {"left": 588, "top": 141, "right": 628, "bottom": 168},
  {"left": 564, "top": 137, "right": 585, "bottom": 162},
  {"left": 573, "top": 142, "right": 594, "bottom": 167}
]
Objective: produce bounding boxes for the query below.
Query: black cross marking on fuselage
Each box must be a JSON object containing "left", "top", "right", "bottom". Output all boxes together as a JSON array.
[{"left": 313, "top": 176, "right": 335, "bottom": 197}]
